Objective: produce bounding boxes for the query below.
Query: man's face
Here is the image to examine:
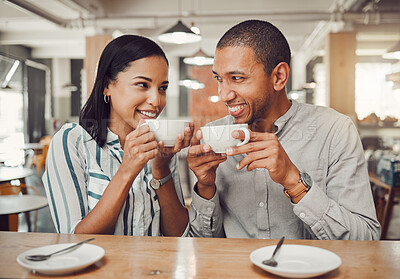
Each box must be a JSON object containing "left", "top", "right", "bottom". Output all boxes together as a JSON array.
[{"left": 212, "top": 46, "right": 274, "bottom": 125}]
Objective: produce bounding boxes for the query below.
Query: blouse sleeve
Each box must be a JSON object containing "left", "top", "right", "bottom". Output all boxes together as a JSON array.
[
  {"left": 170, "top": 153, "right": 190, "bottom": 237},
  {"left": 42, "top": 124, "right": 88, "bottom": 233},
  {"left": 169, "top": 153, "right": 186, "bottom": 208}
]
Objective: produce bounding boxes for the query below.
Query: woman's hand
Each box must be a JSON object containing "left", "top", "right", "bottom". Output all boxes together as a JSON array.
[
  {"left": 120, "top": 119, "right": 159, "bottom": 179},
  {"left": 151, "top": 122, "right": 194, "bottom": 171}
]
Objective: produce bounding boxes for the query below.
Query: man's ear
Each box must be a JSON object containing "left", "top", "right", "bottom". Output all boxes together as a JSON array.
[{"left": 272, "top": 62, "right": 290, "bottom": 91}]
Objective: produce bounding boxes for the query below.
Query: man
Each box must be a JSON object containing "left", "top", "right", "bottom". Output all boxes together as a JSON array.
[{"left": 187, "top": 20, "right": 380, "bottom": 240}]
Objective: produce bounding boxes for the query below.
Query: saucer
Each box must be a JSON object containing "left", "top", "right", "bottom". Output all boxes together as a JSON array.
[
  {"left": 17, "top": 243, "right": 105, "bottom": 275},
  {"left": 250, "top": 244, "right": 341, "bottom": 278}
]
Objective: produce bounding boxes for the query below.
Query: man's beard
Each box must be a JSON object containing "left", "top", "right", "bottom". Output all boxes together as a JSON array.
[{"left": 249, "top": 94, "right": 270, "bottom": 127}]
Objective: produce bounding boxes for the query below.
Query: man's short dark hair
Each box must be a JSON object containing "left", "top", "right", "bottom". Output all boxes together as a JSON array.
[{"left": 216, "top": 20, "right": 291, "bottom": 75}]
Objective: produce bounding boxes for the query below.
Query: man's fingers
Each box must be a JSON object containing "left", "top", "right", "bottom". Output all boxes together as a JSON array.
[
  {"left": 188, "top": 143, "right": 216, "bottom": 157},
  {"left": 227, "top": 138, "right": 280, "bottom": 156},
  {"left": 236, "top": 148, "right": 278, "bottom": 170},
  {"left": 232, "top": 130, "right": 277, "bottom": 142},
  {"left": 189, "top": 154, "right": 227, "bottom": 171},
  {"left": 188, "top": 145, "right": 226, "bottom": 161},
  {"left": 190, "top": 129, "right": 202, "bottom": 146},
  {"left": 245, "top": 158, "right": 270, "bottom": 172},
  {"left": 232, "top": 129, "right": 246, "bottom": 140},
  {"left": 200, "top": 158, "right": 227, "bottom": 170}
]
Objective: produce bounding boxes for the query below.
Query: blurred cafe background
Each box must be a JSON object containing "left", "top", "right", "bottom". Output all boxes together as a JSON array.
[{"left": 0, "top": 0, "right": 399, "bottom": 238}]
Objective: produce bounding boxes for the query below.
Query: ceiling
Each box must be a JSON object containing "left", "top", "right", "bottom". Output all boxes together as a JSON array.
[{"left": 0, "top": 0, "right": 399, "bottom": 60}]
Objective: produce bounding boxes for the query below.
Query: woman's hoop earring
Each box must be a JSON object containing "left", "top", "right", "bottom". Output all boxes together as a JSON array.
[{"left": 104, "top": 95, "right": 110, "bottom": 104}]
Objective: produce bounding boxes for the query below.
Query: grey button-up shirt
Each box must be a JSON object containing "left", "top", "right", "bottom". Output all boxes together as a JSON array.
[{"left": 189, "top": 100, "right": 381, "bottom": 240}]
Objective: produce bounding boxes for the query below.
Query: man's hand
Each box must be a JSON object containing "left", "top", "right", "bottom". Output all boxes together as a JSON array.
[
  {"left": 187, "top": 129, "right": 227, "bottom": 199},
  {"left": 226, "top": 129, "right": 299, "bottom": 189}
]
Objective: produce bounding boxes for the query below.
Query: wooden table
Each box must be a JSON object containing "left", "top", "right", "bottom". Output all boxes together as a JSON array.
[
  {"left": 0, "top": 166, "right": 38, "bottom": 232},
  {"left": 0, "top": 195, "right": 48, "bottom": 231},
  {"left": 0, "top": 166, "right": 34, "bottom": 183},
  {"left": 0, "top": 232, "right": 399, "bottom": 278}
]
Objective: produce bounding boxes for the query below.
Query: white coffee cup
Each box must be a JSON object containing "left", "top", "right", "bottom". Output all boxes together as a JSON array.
[
  {"left": 200, "top": 124, "right": 251, "bottom": 153},
  {"left": 144, "top": 119, "right": 190, "bottom": 147}
]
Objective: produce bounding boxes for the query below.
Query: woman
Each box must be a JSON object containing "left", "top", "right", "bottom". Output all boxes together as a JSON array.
[{"left": 43, "top": 35, "right": 193, "bottom": 236}]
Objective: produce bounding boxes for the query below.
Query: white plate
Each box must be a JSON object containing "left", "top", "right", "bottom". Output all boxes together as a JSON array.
[
  {"left": 250, "top": 244, "right": 341, "bottom": 278},
  {"left": 17, "top": 243, "right": 105, "bottom": 275}
]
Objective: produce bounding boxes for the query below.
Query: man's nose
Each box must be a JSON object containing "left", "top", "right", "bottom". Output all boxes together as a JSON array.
[{"left": 218, "top": 83, "right": 236, "bottom": 103}]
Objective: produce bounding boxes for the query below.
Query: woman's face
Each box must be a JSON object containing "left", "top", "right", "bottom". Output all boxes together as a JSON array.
[{"left": 105, "top": 56, "right": 169, "bottom": 137}]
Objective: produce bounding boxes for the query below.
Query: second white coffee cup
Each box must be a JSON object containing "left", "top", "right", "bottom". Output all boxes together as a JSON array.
[
  {"left": 144, "top": 119, "right": 190, "bottom": 147},
  {"left": 200, "top": 124, "right": 250, "bottom": 153}
]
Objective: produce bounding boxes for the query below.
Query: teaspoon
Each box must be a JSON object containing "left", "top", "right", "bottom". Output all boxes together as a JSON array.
[
  {"left": 25, "top": 238, "right": 95, "bottom": 261},
  {"left": 262, "top": 236, "right": 285, "bottom": 267}
]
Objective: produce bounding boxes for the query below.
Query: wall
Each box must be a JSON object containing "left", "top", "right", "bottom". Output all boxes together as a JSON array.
[{"left": 188, "top": 65, "right": 228, "bottom": 129}]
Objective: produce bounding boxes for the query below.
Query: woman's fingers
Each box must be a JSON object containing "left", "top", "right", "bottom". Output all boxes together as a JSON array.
[{"left": 183, "top": 122, "right": 195, "bottom": 147}]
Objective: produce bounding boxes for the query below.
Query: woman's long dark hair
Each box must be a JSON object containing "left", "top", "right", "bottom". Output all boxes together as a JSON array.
[{"left": 79, "top": 35, "right": 168, "bottom": 147}]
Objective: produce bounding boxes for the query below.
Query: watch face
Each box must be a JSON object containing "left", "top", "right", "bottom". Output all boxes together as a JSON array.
[
  {"left": 300, "top": 171, "right": 312, "bottom": 188},
  {"left": 150, "top": 179, "right": 160, "bottom": 189}
]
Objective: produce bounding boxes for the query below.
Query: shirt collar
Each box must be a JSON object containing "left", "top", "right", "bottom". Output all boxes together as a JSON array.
[
  {"left": 273, "top": 100, "right": 298, "bottom": 134},
  {"left": 106, "top": 128, "right": 121, "bottom": 148}
]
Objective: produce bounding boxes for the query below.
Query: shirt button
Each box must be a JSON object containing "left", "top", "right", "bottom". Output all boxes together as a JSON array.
[
  {"left": 259, "top": 202, "right": 265, "bottom": 208},
  {"left": 299, "top": 212, "right": 306, "bottom": 219}
]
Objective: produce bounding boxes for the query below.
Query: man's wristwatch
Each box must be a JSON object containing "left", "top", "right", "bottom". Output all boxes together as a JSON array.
[
  {"left": 149, "top": 172, "right": 172, "bottom": 190},
  {"left": 283, "top": 171, "right": 312, "bottom": 200}
]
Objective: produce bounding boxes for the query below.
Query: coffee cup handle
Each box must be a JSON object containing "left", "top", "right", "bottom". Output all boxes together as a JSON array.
[
  {"left": 236, "top": 128, "right": 250, "bottom": 147},
  {"left": 139, "top": 122, "right": 149, "bottom": 127}
]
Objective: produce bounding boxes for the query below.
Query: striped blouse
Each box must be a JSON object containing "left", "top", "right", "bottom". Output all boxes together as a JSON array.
[{"left": 42, "top": 123, "right": 187, "bottom": 236}]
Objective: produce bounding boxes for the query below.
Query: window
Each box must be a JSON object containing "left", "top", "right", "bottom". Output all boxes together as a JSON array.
[{"left": 356, "top": 63, "right": 400, "bottom": 121}]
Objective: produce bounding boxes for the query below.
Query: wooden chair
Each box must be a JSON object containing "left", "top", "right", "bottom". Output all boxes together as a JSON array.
[
  {"left": 369, "top": 173, "right": 400, "bottom": 239},
  {"left": 0, "top": 183, "right": 40, "bottom": 232},
  {"left": 31, "top": 136, "right": 51, "bottom": 176}
]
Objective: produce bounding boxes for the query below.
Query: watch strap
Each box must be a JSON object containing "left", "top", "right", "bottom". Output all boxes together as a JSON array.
[
  {"left": 150, "top": 172, "right": 172, "bottom": 189},
  {"left": 157, "top": 172, "right": 172, "bottom": 185},
  {"left": 283, "top": 180, "right": 309, "bottom": 200}
]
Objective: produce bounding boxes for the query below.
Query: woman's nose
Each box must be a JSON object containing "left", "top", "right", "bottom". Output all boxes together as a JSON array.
[{"left": 147, "top": 89, "right": 160, "bottom": 106}]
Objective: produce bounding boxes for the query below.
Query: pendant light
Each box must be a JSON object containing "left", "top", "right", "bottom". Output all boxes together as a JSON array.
[
  {"left": 183, "top": 49, "right": 214, "bottom": 66},
  {"left": 157, "top": 0, "right": 201, "bottom": 44},
  {"left": 179, "top": 79, "right": 205, "bottom": 90},
  {"left": 1, "top": 60, "right": 20, "bottom": 89}
]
